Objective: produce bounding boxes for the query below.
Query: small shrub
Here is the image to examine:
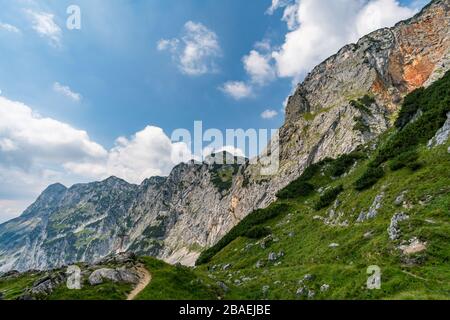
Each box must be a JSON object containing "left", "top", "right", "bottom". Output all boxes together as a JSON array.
[
  {"left": 407, "top": 161, "right": 424, "bottom": 171},
  {"left": 353, "top": 116, "right": 370, "bottom": 133},
  {"left": 327, "top": 152, "right": 365, "bottom": 177},
  {"left": 350, "top": 95, "right": 375, "bottom": 114},
  {"left": 354, "top": 167, "right": 385, "bottom": 191},
  {"left": 277, "top": 181, "right": 314, "bottom": 199},
  {"left": 372, "top": 71, "right": 450, "bottom": 167},
  {"left": 389, "top": 150, "right": 419, "bottom": 171},
  {"left": 245, "top": 226, "right": 271, "bottom": 239},
  {"left": 314, "top": 185, "right": 344, "bottom": 210},
  {"left": 394, "top": 88, "right": 424, "bottom": 129}
]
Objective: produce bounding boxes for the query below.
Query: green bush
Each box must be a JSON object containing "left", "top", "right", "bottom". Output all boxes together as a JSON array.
[
  {"left": 407, "top": 161, "right": 424, "bottom": 172},
  {"left": 327, "top": 152, "right": 366, "bottom": 177},
  {"left": 196, "top": 203, "right": 289, "bottom": 265},
  {"left": 389, "top": 150, "right": 419, "bottom": 171},
  {"left": 276, "top": 181, "right": 314, "bottom": 199},
  {"left": 354, "top": 167, "right": 385, "bottom": 191},
  {"left": 394, "top": 88, "right": 425, "bottom": 129},
  {"left": 244, "top": 226, "right": 271, "bottom": 239},
  {"left": 350, "top": 95, "right": 375, "bottom": 114},
  {"left": 314, "top": 185, "right": 344, "bottom": 210},
  {"left": 353, "top": 116, "right": 370, "bottom": 133},
  {"left": 372, "top": 71, "right": 450, "bottom": 167}
]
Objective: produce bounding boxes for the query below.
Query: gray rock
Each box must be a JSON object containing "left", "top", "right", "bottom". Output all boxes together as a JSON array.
[
  {"left": 320, "top": 284, "right": 330, "bottom": 292},
  {"left": 217, "top": 281, "right": 229, "bottom": 293},
  {"left": 364, "top": 231, "right": 374, "bottom": 239},
  {"left": 262, "top": 285, "right": 270, "bottom": 295},
  {"left": 88, "top": 268, "right": 139, "bottom": 286},
  {"left": 296, "top": 287, "right": 307, "bottom": 296},
  {"left": 268, "top": 252, "right": 278, "bottom": 261},
  {"left": 394, "top": 191, "right": 407, "bottom": 206},
  {"left": 308, "top": 290, "right": 316, "bottom": 299},
  {"left": 222, "top": 264, "right": 232, "bottom": 271},
  {"left": 428, "top": 112, "right": 450, "bottom": 148},
  {"left": 329, "top": 243, "right": 340, "bottom": 248},
  {"left": 303, "top": 274, "right": 315, "bottom": 281},
  {"left": 255, "top": 260, "right": 265, "bottom": 269},
  {"left": 359, "top": 192, "right": 384, "bottom": 222},
  {"left": 388, "top": 213, "right": 410, "bottom": 240}
]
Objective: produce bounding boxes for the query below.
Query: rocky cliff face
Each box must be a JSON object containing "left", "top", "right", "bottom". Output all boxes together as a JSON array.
[{"left": 1, "top": 0, "right": 449, "bottom": 272}]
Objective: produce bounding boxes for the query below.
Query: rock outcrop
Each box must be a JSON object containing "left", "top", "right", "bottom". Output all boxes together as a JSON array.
[{"left": 0, "top": 0, "right": 449, "bottom": 272}]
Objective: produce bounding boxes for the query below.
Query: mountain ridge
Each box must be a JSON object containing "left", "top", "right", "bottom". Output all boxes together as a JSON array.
[{"left": 1, "top": 0, "right": 449, "bottom": 272}]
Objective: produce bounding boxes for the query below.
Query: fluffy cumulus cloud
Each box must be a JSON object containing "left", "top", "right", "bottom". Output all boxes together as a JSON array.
[
  {"left": 220, "top": 81, "right": 253, "bottom": 100},
  {"left": 158, "top": 21, "right": 222, "bottom": 76},
  {"left": 0, "top": 96, "right": 193, "bottom": 222},
  {"left": 243, "top": 50, "right": 275, "bottom": 85},
  {"left": 25, "top": 9, "right": 62, "bottom": 46},
  {"left": 66, "top": 126, "right": 193, "bottom": 184},
  {"left": 222, "top": 0, "right": 419, "bottom": 99},
  {"left": 261, "top": 109, "right": 279, "bottom": 119},
  {"left": 53, "top": 82, "right": 82, "bottom": 102},
  {"left": 271, "top": 0, "right": 418, "bottom": 81}
]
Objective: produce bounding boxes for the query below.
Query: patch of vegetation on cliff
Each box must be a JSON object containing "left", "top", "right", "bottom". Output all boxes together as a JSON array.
[
  {"left": 354, "top": 70, "right": 450, "bottom": 189},
  {"left": 196, "top": 203, "right": 290, "bottom": 265},
  {"left": 314, "top": 185, "right": 344, "bottom": 210},
  {"left": 350, "top": 94, "right": 375, "bottom": 115},
  {"left": 210, "top": 164, "right": 240, "bottom": 193}
]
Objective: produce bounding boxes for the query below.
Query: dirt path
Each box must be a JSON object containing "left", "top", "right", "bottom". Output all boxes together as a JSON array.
[{"left": 127, "top": 265, "right": 151, "bottom": 300}]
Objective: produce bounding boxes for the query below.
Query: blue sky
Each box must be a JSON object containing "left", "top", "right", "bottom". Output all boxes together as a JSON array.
[{"left": 0, "top": 0, "right": 429, "bottom": 222}]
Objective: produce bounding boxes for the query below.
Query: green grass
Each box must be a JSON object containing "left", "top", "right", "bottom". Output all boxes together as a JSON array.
[
  {"left": 135, "top": 257, "right": 220, "bottom": 300},
  {"left": 48, "top": 281, "right": 132, "bottom": 300},
  {"left": 197, "top": 202, "right": 290, "bottom": 265},
  {"left": 0, "top": 272, "right": 40, "bottom": 300}
]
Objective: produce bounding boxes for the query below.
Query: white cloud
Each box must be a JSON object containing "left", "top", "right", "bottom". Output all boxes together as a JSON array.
[
  {"left": 157, "top": 38, "right": 179, "bottom": 52},
  {"left": 53, "top": 82, "right": 82, "bottom": 102},
  {"left": 0, "top": 96, "right": 108, "bottom": 220},
  {"left": 243, "top": 50, "right": 275, "bottom": 85},
  {"left": 355, "top": 0, "right": 417, "bottom": 36},
  {"left": 261, "top": 109, "right": 279, "bottom": 119},
  {"left": 0, "top": 97, "right": 107, "bottom": 167},
  {"left": 25, "top": 9, "right": 62, "bottom": 46},
  {"left": 220, "top": 81, "right": 253, "bottom": 100},
  {"left": 271, "top": 0, "right": 417, "bottom": 81},
  {"left": 0, "top": 96, "right": 193, "bottom": 221},
  {"left": 0, "top": 22, "right": 21, "bottom": 33},
  {"left": 266, "top": 0, "right": 291, "bottom": 15},
  {"left": 158, "top": 21, "right": 222, "bottom": 76},
  {"left": 0, "top": 200, "right": 30, "bottom": 224},
  {"left": 66, "top": 126, "right": 193, "bottom": 184}
]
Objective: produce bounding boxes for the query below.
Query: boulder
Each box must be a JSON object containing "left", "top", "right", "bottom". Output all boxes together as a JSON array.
[
  {"left": 88, "top": 268, "right": 139, "bottom": 286},
  {"left": 216, "top": 281, "right": 229, "bottom": 293},
  {"left": 399, "top": 238, "right": 427, "bottom": 255},
  {"left": 320, "top": 284, "right": 330, "bottom": 292},
  {"left": 388, "top": 212, "right": 409, "bottom": 240}
]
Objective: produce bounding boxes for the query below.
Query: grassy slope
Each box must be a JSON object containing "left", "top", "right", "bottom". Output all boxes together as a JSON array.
[
  {"left": 0, "top": 257, "right": 221, "bottom": 300},
  {"left": 196, "top": 141, "right": 449, "bottom": 300},
  {"left": 135, "top": 257, "right": 220, "bottom": 300},
  {"left": 194, "top": 72, "right": 450, "bottom": 300}
]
